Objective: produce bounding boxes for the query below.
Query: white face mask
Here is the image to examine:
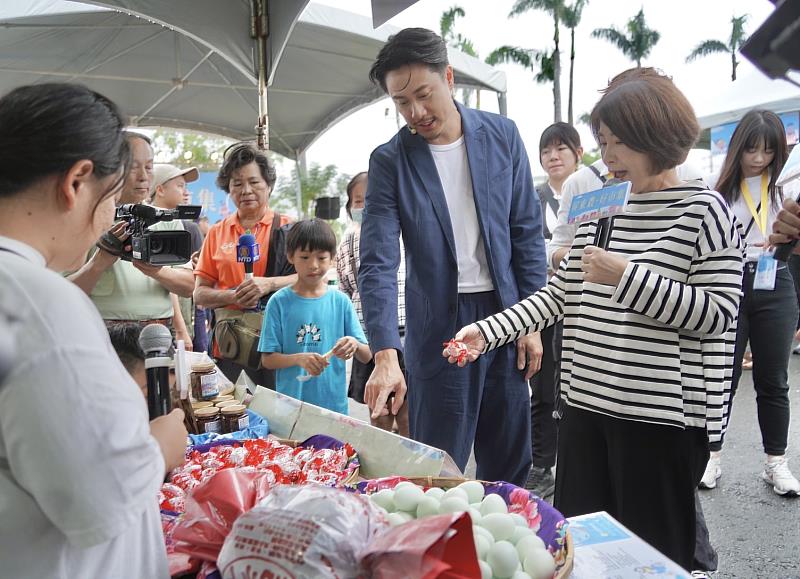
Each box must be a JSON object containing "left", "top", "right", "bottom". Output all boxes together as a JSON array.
[{"left": 350, "top": 207, "right": 364, "bottom": 224}]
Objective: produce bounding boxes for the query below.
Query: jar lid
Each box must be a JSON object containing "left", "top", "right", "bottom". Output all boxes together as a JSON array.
[
  {"left": 191, "top": 401, "right": 214, "bottom": 410},
  {"left": 191, "top": 359, "right": 216, "bottom": 373},
  {"left": 215, "top": 400, "right": 239, "bottom": 408},
  {"left": 194, "top": 407, "right": 220, "bottom": 418},
  {"left": 221, "top": 404, "right": 247, "bottom": 415},
  {"left": 211, "top": 394, "right": 234, "bottom": 403}
]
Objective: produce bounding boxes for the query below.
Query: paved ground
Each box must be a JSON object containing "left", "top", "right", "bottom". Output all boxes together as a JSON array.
[{"left": 349, "top": 356, "right": 800, "bottom": 578}]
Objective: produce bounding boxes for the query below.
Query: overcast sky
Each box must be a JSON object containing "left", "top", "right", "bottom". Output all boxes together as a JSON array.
[{"left": 303, "top": 0, "right": 779, "bottom": 181}]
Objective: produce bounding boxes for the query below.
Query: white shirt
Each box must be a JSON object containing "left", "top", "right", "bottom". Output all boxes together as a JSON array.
[
  {"left": 546, "top": 159, "right": 705, "bottom": 269},
  {"left": 0, "top": 236, "right": 168, "bottom": 578},
  {"left": 429, "top": 136, "right": 494, "bottom": 292},
  {"left": 705, "top": 171, "right": 781, "bottom": 262}
]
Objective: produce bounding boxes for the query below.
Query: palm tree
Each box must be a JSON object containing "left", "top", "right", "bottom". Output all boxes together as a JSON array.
[
  {"left": 562, "top": 0, "right": 587, "bottom": 125},
  {"left": 686, "top": 14, "right": 749, "bottom": 81},
  {"left": 592, "top": 8, "right": 660, "bottom": 68},
  {"left": 486, "top": 46, "right": 557, "bottom": 115},
  {"left": 509, "top": 0, "right": 564, "bottom": 122},
  {"left": 440, "top": 6, "right": 479, "bottom": 106}
]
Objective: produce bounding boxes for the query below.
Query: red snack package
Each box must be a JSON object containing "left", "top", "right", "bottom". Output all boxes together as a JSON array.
[
  {"left": 172, "top": 468, "right": 275, "bottom": 562},
  {"left": 360, "top": 512, "right": 480, "bottom": 579}
]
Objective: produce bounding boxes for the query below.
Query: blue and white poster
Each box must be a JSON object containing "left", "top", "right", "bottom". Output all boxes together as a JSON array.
[{"left": 185, "top": 171, "right": 234, "bottom": 224}]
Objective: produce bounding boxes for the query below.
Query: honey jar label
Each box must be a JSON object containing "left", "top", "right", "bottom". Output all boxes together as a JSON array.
[
  {"left": 203, "top": 418, "right": 222, "bottom": 434},
  {"left": 238, "top": 415, "right": 250, "bottom": 430},
  {"left": 200, "top": 372, "right": 219, "bottom": 398}
]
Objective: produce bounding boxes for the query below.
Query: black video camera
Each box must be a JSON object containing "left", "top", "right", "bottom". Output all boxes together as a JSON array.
[{"left": 110, "top": 204, "right": 201, "bottom": 265}]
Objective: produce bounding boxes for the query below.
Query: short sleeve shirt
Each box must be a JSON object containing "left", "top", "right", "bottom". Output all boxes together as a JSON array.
[
  {"left": 194, "top": 210, "right": 292, "bottom": 296},
  {"left": 257, "top": 286, "right": 367, "bottom": 414},
  {"left": 90, "top": 219, "right": 188, "bottom": 320}
]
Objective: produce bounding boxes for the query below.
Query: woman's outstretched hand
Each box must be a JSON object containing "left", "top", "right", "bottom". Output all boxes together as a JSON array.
[{"left": 442, "top": 324, "right": 486, "bottom": 366}]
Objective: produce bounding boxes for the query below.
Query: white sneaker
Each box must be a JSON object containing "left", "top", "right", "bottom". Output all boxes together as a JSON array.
[
  {"left": 761, "top": 457, "right": 800, "bottom": 496},
  {"left": 699, "top": 454, "right": 722, "bottom": 489}
]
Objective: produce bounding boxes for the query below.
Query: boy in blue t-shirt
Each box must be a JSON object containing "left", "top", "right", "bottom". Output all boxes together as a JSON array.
[{"left": 258, "top": 219, "right": 371, "bottom": 414}]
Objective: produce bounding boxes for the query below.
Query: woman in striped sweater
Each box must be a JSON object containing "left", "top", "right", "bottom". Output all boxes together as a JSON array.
[{"left": 444, "top": 70, "right": 744, "bottom": 570}]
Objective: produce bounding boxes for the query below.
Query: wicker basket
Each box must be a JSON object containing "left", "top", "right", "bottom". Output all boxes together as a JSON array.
[{"left": 401, "top": 476, "right": 573, "bottom": 578}]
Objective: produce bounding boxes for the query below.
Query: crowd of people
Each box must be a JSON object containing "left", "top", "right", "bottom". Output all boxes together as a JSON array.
[{"left": 0, "top": 24, "right": 798, "bottom": 579}]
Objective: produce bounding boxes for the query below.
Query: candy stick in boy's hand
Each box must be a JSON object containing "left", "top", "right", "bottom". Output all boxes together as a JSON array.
[{"left": 296, "top": 348, "right": 335, "bottom": 382}]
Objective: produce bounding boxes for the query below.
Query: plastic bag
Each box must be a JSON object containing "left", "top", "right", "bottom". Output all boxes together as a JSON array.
[
  {"left": 360, "top": 512, "right": 479, "bottom": 579},
  {"left": 217, "top": 484, "right": 389, "bottom": 579}
]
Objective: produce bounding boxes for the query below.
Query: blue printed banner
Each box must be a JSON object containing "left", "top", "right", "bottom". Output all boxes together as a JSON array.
[{"left": 567, "top": 181, "right": 632, "bottom": 225}]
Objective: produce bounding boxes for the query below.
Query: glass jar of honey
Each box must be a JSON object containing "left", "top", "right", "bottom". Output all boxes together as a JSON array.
[
  {"left": 194, "top": 406, "right": 223, "bottom": 434},
  {"left": 221, "top": 404, "right": 249, "bottom": 433},
  {"left": 190, "top": 360, "right": 219, "bottom": 401}
]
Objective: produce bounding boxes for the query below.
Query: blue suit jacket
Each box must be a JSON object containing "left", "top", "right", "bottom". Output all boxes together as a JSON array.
[{"left": 359, "top": 103, "right": 546, "bottom": 379}]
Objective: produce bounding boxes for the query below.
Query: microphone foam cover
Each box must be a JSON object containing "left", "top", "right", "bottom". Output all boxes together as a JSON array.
[
  {"left": 238, "top": 233, "right": 257, "bottom": 245},
  {"left": 138, "top": 323, "right": 173, "bottom": 355}
]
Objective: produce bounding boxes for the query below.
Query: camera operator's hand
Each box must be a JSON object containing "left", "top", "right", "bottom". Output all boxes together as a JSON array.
[
  {"left": 191, "top": 250, "right": 200, "bottom": 269},
  {"left": 132, "top": 260, "right": 164, "bottom": 278},
  {"left": 94, "top": 221, "right": 130, "bottom": 269},
  {"left": 149, "top": 409, "right": 188, "bottom": 473}
]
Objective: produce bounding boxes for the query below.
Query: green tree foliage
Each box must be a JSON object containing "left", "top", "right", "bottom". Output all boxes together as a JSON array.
[
  {"left": 151, "top": 129, "right": 233, "bottom": 171},
  {"left": 272, "top": 163, "right": 349, "bottom": 221},
  {"left": 686, "top": 14, "right": 749, "bottom": 81},
  {"left": 592, "top": 8, "right": 660, "bottom": 68}
]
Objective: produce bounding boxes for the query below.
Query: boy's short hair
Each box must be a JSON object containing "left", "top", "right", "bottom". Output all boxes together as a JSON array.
[
  {"left": 108, "top": 323, "right": 145, "bottom": 374},
  {"left": 286, "top": 218, "right": 337, "bottom": 255}
]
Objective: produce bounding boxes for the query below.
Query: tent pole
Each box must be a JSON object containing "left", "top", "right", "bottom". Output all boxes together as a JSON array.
[
  {"left": 252, "top": 0, "right": 269, "bottom": 150},
  {"left": 497, "top": 92, "right": 508, "bottom": 117}
]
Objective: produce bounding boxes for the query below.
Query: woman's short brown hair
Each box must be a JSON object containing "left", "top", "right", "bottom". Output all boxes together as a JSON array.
[
  {"left": 590, "top": 68, "right": 699, "bottom": 174},
  {"left": 216, "top": 142, "right": 277, "bottom": 193}
]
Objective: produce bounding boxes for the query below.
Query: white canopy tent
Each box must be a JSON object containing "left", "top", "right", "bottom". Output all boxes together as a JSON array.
[
  {"left": 0, "top": 1, "right": 507, "bottom": 160},
  {"left": 695, "top": 70, "right": 800, "bottom": 130}
]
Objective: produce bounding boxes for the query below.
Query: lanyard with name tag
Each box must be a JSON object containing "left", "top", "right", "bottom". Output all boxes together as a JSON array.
[{"left": 743, "top": 173, "right": 776, "bottom": 290}]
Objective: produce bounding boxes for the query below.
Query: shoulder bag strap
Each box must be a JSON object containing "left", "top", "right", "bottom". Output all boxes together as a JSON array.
[{"left": 266, "top": 212, "right": 281, "bottom": 277}]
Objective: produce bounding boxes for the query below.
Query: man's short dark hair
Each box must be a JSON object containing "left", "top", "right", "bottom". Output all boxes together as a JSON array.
[
  {"left": 369, "top": 28, "right": 449, "bottom": 92},
  {"left": 286, "top": 218, "right": 337, "bottom": 256},
  {"left": 108, "top": 323, "right": 145, "bottom": 374}
]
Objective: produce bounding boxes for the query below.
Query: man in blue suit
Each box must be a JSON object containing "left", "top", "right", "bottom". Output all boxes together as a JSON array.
[{"left": 359, "top": 28, "right": 547, "bottom": 486}]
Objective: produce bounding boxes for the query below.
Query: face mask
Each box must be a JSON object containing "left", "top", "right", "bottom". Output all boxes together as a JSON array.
[{"left": 351, "top": 207, "right": 364, "bottom": 224}]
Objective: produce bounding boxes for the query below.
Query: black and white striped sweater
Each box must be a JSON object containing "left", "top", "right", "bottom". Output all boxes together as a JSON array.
[{"left": 476, "top": 186, "right": 744, "bottom": 442}]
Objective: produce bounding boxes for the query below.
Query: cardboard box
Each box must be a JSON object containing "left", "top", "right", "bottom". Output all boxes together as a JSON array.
[
  {"left": 246, "top": 382, "right": 461, "bottom": 479},
  {"left": 567, "top": 512, "right": 691, "bottom": 578}
]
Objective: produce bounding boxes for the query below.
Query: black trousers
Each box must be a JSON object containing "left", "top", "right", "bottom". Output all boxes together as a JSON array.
[
  {"left": 554, "top": 405, "right": 709, "bottom": 571},
  {"left": 530, "top": 322, "right": 562, "bottom": 469},
  {"left": 788, "top": 254, "right": 800, "bottom": 329},
  {"left": 712, "top": 265, "right": 797, "bottom": 454}
]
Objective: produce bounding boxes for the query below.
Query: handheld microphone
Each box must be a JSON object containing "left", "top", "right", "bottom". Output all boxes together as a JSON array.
[
  {"left": 594, "top": 178, "right": 623, "bottom": 249},
  {"left": 236, "top": 233, "right": 260, "bottom": 280},
  {"left": 139, "top": 324, "right": 173, "bottom": 419}
]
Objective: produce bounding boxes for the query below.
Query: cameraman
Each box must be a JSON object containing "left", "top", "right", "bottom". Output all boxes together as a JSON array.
[{"left": 68, "top": 133, "right": 194, "bottom": 340}]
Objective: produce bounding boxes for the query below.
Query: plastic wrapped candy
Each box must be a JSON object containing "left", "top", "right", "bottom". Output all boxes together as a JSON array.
[
  {"left": 217, "top": 484, "right": 389, "bottom": 579},
  {"left": 443, "top": 339, "right": 470, "bottom": 364},
  {"left": 162, "top": 437, "right": 358, "bottom": 512}
]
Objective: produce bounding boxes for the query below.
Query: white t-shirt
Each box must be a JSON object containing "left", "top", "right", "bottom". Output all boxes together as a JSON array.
[
  {"left": 706, "top": 171, "right": 781, "bottom": 262},
  {"left": 0, "top": 236, "right": 168, "bottom": 578},
  {"left": 429, "top": 136, "right": 494, "bottom": 292}
]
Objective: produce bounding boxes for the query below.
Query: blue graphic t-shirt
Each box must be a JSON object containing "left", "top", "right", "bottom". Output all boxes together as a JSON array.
[{"left": 258, "top": 286, "right": 367, "bottom": 414}]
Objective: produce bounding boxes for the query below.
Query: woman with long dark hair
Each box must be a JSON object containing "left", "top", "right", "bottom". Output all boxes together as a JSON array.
[
  {"left": 0, "top": 83, "right": 186, "bottom": 576},
  {"left": 701, "top": 109, "right": 799, "bottom": 496}
]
